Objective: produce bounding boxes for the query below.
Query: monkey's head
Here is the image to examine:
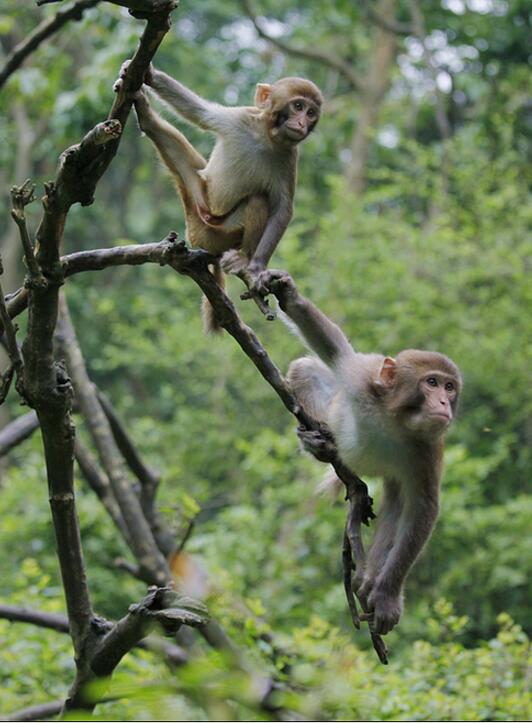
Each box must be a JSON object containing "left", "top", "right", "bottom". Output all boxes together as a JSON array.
[
  {"left": 374, "top": 350, "right": 462, "bottom": 438},
  {"left": 255, "top": 77, "right": 323, "bottom": 145}
]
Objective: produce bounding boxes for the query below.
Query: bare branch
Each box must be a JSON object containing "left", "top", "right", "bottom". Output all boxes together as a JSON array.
[
  {"left": 96, "top": 390, "right": 175, "bottom": 555},
  {"left": 0, "top": 604, "right": 70, "bottom": 633},
  {"left": 362, "top": 0, "right": 414, "bottom": 35},
  {"left": 0, "top": 260, "right": 23, "bottom": 403},
  {"left": 240, "top": 0, "right": 364, "bottom": 91},
  {"left": 3, "top": 700, "right": 63, "bottom": 722},
  {"left": 408, "top": 0, "right": 452, "bottom": 141},
  {"left": 0, "top": 0, "right": 101, "bottom": 90},
  {"left": 0, "top": 411, "right": 39, "bottom": 456},
  {"left": 74, "top": 437, "right": 131, "bottom": 541},
  {"left": 9, "top": 181, "right": 47, "bottom": 288},
  {"left": 64, "top": 586, "right": 207, "bottom": 709},
  {"left": 56, "top": 294, "right": 170, "bottom": 585},
  {"left": 0, "top": 602, "right": 188, "bottom": 668}
]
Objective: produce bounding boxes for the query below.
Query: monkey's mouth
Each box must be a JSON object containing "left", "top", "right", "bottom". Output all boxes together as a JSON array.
[
  {"left": 429, "top": 412, "right": 452, "bottom": 424},
  {"left": 284, "top": 127, "right": 306, "bottom": 141}
]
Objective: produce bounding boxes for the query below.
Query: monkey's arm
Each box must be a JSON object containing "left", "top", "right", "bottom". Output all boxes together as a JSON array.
[
  {"left": 366, "top": 476, "right": 439, "bottom": 634},
  {"left": 247, "top": 198, "right": 293, "bottom": 274},
  {"left": 264, "top": 270, "right": 354, "bottom": 365},
  {"left": 147, "top": 68, "right": 237, "bottom": 132}
]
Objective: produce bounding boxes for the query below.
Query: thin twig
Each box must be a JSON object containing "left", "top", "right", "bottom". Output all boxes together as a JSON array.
[
  {"left": 0, "top": 258, "right": 24, "bottom": 403},
  {"left": 0, "top": 411, "right": 39, "bottom": 456},
  {"left": 9, "top": 181, "right": 47, "bottom": 288},
  {"left": 3, "top": 700, "right": 64, "bottom": 722},
  {"left": 0, "top": 0, "right": 101, "bottom": 90},
  {"left": 240, "top": 0, "right": 364, "bottom": 91}
]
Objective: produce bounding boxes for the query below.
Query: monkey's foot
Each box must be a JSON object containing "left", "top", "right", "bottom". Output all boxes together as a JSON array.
[
  {"left": 367, "top": 587, "right": 403, "bottom": 635},
  {"left": 296, "top": 427, "right": 336, "bottom": 463},
  {"left": 220, "top": 249, "right": 249, "bottom": 276}
]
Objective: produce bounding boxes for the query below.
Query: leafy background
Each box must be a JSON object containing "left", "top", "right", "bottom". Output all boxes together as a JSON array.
[{"left": 0, "top": 0, "right": 530, "bottom": 719}]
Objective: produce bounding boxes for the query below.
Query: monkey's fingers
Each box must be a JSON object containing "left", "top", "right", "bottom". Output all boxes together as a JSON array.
[{"left": 236, "top": 267, "right": 276, "bottom": 321}]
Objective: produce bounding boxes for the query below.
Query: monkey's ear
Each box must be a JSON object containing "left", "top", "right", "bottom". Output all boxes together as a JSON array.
[
  {"left": 378, "top": 357, "right": 397, "bottom": 387},
  {"left": 255, "top": 83, "right": 272, "bottom": 109}
]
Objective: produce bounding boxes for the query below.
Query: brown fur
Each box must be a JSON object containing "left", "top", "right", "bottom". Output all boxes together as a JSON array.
[{"left": 115, "top": 63, "right": 322, "bottom": 331}]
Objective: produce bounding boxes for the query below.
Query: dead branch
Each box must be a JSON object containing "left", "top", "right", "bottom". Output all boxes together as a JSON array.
[
  {"left": 96, "top": 390, "right": 175, "bottom": 555},
  {"left": 74, "top": 437, "right": 131, "bottom": 540},
  {"left": 0, "top": 263, "right": 23, "bottom": 404},
  {"left": 2, "top": 700, "right": 63, "bottom": 722},
  {"left": 2, "top": 3, "right": 177, "bottom": 713},
  {"left": 56, "top": 294, "right": 170, "bottom": 585},
  {"left": 0, "top": 604, "right": 70, "bottom": 633},
  {"left": 240, "top": 0, "right": 364, "bottom": 91},
  {"left": 9, "top": 181, "right": 46, "bottom": 287},
  {"left": 0, "top": 411, "right": 39, "bottom": 456},
  {"left": 0, "top": 0, "right": 101, "bottom": 90},
  {"left": 361, "top": 0, "right": 414, "bottom": 35},
  {"left": 0, "top": 602, "right": 189, "bottom": 666}
]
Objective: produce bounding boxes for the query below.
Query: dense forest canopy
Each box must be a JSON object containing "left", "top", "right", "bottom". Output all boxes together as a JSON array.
[{"left": 0, "top": 0, "right": 530, "bottom": 720}]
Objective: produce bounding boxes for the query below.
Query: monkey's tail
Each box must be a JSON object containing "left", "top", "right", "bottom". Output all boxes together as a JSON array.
[
  {"left": 316, "top": 466, "right": 343, "bottom": 499},
  {"left": 201, "top": 264, "right": 224, "bottom": 334}
]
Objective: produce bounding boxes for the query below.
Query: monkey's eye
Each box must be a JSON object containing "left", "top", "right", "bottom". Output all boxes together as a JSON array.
[
  {"left": 307, "top": 108, "right": 316, "bottom": 118},
  {"left": 445, "top": 381, "right": 455, "bottom": 391},
  {"left": 294, "top": 101, "right": 304, "bottom": 111},
  {"left": 426, "top": 377, "right": 438, "bottom": 387}
]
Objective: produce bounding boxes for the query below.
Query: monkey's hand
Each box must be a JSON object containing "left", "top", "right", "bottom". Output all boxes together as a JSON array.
[
  {"left": 366, "top": 586, "right": 403, "bottom": 635},
  {"left": 113, "top": 59, "right": 154, "bottom": 94},
  {"left": 256, "top": 268, "right": 299, "bottom": 308},
  {"left": 296, "top": 426, "right": 336, "bottom": 463}
]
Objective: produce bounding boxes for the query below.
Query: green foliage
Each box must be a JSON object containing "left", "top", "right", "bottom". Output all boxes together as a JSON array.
[{"left": 1, "top": 0, "right": 530, "bottom": 718}]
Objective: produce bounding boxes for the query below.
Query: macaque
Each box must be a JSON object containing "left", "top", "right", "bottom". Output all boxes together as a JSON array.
[
  {"left": 114, "top": 63, "right": 322, "bottom": 331},
  {"left": 263, "top": 270, "right": 462, "bottom": 635}
]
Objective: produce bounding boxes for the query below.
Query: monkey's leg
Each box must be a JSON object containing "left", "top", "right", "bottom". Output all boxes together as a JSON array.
[
  {"left": 219, "top": 195, "right": 269, "bottom": 273},
  {"left": 134, "top": 91, "right": 208, "bottom": 212}
]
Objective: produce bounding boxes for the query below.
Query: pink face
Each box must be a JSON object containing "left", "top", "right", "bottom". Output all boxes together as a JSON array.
[
  {"left": 406, "top": 372, "right": 459, "bottom": 435},
  {"left": 281, "top": 97, "right": 320, "bottom": 142}
]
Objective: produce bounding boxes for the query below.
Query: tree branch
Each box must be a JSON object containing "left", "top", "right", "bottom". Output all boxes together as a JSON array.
[
  {"left": 408, "top": 0, "right": 452, "bottom": 142},
  {"left": 0, "top": 604, "right": 70, "bottom": 633},
  {"left": 56, "top": 294, "right": 170, "bottom": 585},
  {"left": 0, "top": 261, "right": 23, "bottom": 404},
  {"left": 96, "top": 390, "right": 175, "bottom": 555},
  {"left": 3, "top": 700, "right": 63, "bottom": 722},
  {"left": 4, "top": 233, "right": 386, "bottom": 661},
  {"left": 0, "top": 602, "right": 189, "bottom": 666},
  {"left": 0, "top": 410, "right": 39, "bottom": 456},
  {"left": 239, "top": 0, "right": 364, "bottom": 91},
  {"left": 74, "top": 437, "right": 131, "bottom": 541},
  {"left": 362, "top": 0, "right": 414, "bottom": 35},
  {"left": 65, "top": 586, "right": 207, "bottom": 709},
  {"left": 0, "top": 0, "right": 101, "bottom": 90}
]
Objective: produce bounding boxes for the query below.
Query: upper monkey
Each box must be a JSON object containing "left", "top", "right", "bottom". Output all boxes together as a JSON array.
[{"left": 114, "top": 63, "right": 323, "bottom": 330}]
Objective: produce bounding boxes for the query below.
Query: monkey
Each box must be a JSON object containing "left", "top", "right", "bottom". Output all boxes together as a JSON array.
[
  {"left": 114, "top": 63, "right": 323, "bottom": 331},
  {"left": 262, "top": 270, "right": 462, "bottom": 635}
]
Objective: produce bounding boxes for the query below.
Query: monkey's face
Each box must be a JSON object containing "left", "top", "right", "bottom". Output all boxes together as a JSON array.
[
  {"left": 403, "top": 371, "right": 460, "bottom": 435},
  {"left": 274, "top": 97, "right": 321, "bottom": 144}
]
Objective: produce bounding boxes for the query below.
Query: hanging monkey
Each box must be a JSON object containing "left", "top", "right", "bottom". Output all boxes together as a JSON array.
[{"left": 263, "top": 270, "right": 462, "bottom": 635}]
